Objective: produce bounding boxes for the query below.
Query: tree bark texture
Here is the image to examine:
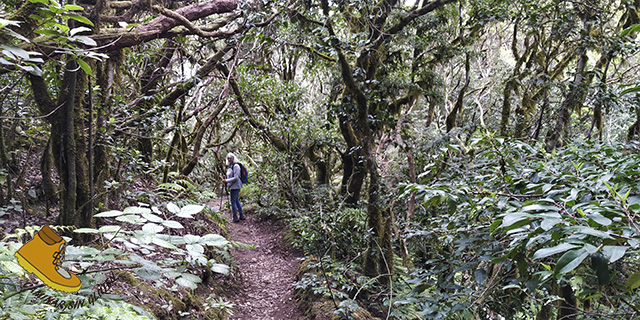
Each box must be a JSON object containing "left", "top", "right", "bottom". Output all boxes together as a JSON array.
[
  {"left": 28, "top": 57, "right": 93, "bottom": 229},
  {"left": 93, "top": 0, "right": 238, "bottom": 51},
  {"left": 58, "top": 59, "right": 79, "bottom": 226},
  {"left": 545, "top": 9, "right": 593, "bottom": 152}
]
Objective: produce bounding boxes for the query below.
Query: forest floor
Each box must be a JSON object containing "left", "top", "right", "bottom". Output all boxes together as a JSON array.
[{"left": 212, "top": 199, "right": 305, "bottom": 320}]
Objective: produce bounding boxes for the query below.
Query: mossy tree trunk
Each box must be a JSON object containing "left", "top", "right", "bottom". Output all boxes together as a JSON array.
[
  {"left": 74, "top": 70, "right": 93, "bottom": 230},
  {"left": 546, "top": 6, "right": 599, "bottom": 151},
  {"left": 338, "top": 120, "right": 367, "bottom": 205},
  {"left": 29, "top": 57, "right": 93, "bottom": 230},
  {"left": 93, "top": 55, "right": 119, "bottom": 210},
  {"left": 56, "top": 59, "right": 78, "bottom": 226}
]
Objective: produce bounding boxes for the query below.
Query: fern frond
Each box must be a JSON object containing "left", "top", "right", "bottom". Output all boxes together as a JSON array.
[{"left": 158, "top": 183, "right": 186, "bottom": 192}]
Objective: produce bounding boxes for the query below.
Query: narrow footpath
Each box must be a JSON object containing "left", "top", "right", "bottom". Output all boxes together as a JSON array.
[{"left": 215, "top": 200, "right": 304, "bottom": 320}]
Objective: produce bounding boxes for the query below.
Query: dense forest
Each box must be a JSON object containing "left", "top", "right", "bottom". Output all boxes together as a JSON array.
[{"left": 1, "top": 0, "right": 640, "bottom": 319}]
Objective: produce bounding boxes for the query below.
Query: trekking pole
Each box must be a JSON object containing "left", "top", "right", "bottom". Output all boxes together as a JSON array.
[{"left": 218, "top": 183, "right": 224, "bottom": 211}]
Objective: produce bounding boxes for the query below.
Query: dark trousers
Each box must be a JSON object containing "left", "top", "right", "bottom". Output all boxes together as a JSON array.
[{"left": 230, "top": 189, "right": 244, "bottom": 220}]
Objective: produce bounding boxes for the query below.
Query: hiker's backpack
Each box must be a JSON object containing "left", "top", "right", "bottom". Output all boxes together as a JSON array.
[{"left": 235, "top": 163, "right": 249, "bottom": 184}]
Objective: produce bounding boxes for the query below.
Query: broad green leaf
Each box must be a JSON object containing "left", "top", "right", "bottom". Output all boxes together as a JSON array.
[
  {"left": 70, "top": 26, "right": 91, "bottom": 36},
  {"left": 521, "top": 204, "right": 558, "bottom": 212},
  {"left": 142, "top": 223, "right": 164, "bottom": 234},
  {"left": 94, "top": 210, "right": 124, "bottom": 218},
  {"left": 34, "top": 29, "right": 62, "bottom": 36},
  {"left": 627, "top": 270, "right": 640, "bottom": 290},
  {"left": 583, "top": 243, "right": 599, "bottom": 254},
  {"left": 151, "top": 237, "right": 178, "bottom": 249},
  {"left": 123, "top": 206, "right": 151, "bottom": 215},
  {"left": 533, "top": 243, "right": 579, "bottom": 260},
  {"left": 116, "top": 214, "right": 146, "bottom": 224},
  {"left": 74, "top": 228, "right": 99, "bottom": 234},
  {"left": 72, "top": 35, "right": 97, "bottom": 46},
  {"left": 64, "top": 4, "right": 84, "bottom": 10},
  {"left": 555, "top": 248, "right": 589, "bottom": 277},
  {"left": 200, "top": 234, "right": 228, "bottom": 247},
  {"left": 602, "top": 245, "right": 627, "bottom": 263},
  {"left": 48, "top": 22, "right": 70, "bottom": 33},
  {"left": 63, "top": 14, "right": 94, "bottom": 27},
  {"left": 134, "top": 268, "right": 162, "bottom": 281},
  {"left": 167, "top": 202, "right": 180, "bottom": 214},
  {"left": 0, "top": 19, "right": 21, "bottom": 29},
  {"left": 98, "top": 225, "right": 120, "bottom": 233},
  {"left": 586, "top": 213, "right": 612, "bottom": 226},
  {"left": 572, "top": 226, "right": 613, "bottom": 239},
  {"left": 502, "top": 213, "right": 533, "bottom": 228},
  {"left": 162, "top": 220, "right": 183, "bottom": 229},
  {"left": 489, "top": 219, "right": 502, "bottom": 235},
  {"left": 475, "top": 268, "right": 487, "bottom": 285},
  {"left": 178, "top": 204, "right": 204, "bottom": 218},
  {"left": 184, "top": 234, "right": 200, "bottom": 244},
  {"left": 541, "top": 218, "right": 562, "bottom": 231},
  {"left": 176, "top": 276, "right": 197, "bottom": 289},
  {"left": 18, "top": 64, "right": 42, "bottom": 76},
  {"left": 26, "top": 55, "right": 43, "bottom": 63},
  {"left": 28, "top": 0, "right": 50, "bottom": 4},
  {"left": 210, "top": 263, "right": 230, "bottom": 275},
  {"left": 141, "top": 212, "right": 163, "bottom": 223},
  {"left": 186, "top": 244, "right": 204, "bottom": 255},
  {"left": 2, "top": 45, "right": 30, "bottom": 60},
  {"left": 180, "top": 272, "right": 202, "bottom": 284},
  {"left": 163, "top": 269, "right": 181, "bottom": 279},
  {"left": 77, "top": 58, "right": 91, "bottom": 75}
]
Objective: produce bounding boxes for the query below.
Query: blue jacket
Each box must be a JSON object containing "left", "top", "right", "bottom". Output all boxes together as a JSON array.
[{"left": 226, "top": 162, "right": 243, "bottom": 190}]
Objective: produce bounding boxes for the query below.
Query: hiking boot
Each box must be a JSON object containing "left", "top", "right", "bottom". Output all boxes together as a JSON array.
[
  {"left": 232, "top": 217, "right": 239, "bottom": 223},
  {"left": 14, "top": 225, "right": 82, "bottom": 292},
  {"left": 239, "top": 215, "right": 246, "bottom": 220}
]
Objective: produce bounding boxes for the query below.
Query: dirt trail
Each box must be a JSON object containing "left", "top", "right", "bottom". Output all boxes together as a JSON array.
[{"left": 214, "top": 200, "right": 304, "bottom": 320}]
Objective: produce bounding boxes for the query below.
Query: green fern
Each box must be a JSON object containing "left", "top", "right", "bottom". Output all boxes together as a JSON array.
[
  {"left": 204, "top": 207, "right": 227, "bottom": 230},
  {"left": 158, "top": 182, "right": 187, "bottom": 193},
  {"left": 3, "top": 225, "right": 42, "bottom": 242},
  {"left": 174, "top": 178, "right": 196, "bottom": 191}
]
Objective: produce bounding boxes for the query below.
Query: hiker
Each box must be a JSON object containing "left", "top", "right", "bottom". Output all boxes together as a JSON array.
[{"left": 223, "top": 152, "right": 245, "bottom": 222}]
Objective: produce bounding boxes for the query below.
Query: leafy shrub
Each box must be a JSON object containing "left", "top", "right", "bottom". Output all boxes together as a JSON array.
[
  {"left": 396, "top": 133, "right": 640, "bottom": 319},
  {"left": 294, "top": 256, "right": 377, "bottom": 319},
  {"left": 0, "top": 202, "right": 231, "bottom": 319},
  {"left": 290, "top": 206, "right": 368, "bottom": 261}
]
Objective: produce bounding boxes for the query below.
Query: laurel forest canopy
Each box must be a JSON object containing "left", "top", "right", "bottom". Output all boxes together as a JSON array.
[{"left": 1, "top": 0, "right": 640, "bottom": 319}]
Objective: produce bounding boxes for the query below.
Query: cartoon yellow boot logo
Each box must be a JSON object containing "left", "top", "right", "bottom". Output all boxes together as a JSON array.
[{"left": 14, "top": 225, "right": 82, "bottom": 292}]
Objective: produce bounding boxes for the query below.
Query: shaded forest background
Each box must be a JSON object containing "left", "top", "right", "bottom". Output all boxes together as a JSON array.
[{"left": 1, "top": 0, "right": 640, "bottom": 319}]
